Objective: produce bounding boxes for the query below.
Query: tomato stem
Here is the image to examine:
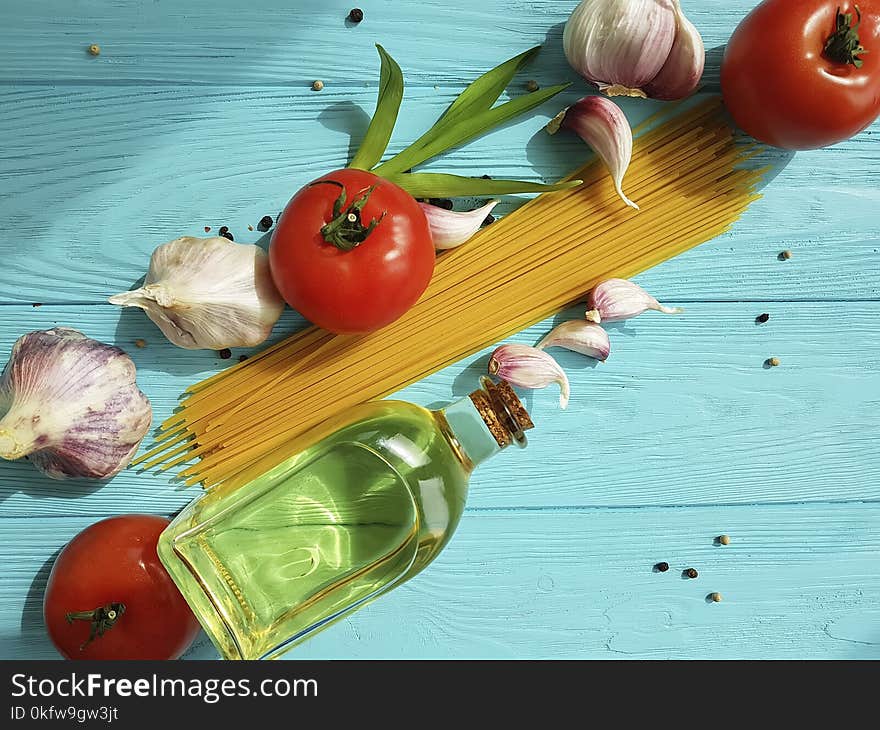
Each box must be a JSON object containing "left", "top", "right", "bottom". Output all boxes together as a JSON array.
[
  {"left": 311, "top": 180, "right": 386, "bottom": 251},
  {"left": 825, "top": 5, "right": 868, "bottom": 68},
  {"left": 65, "top": 602, "right": 126, "bottom": 650}
]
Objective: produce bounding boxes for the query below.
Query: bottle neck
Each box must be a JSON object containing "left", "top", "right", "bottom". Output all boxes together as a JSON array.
[{"left": 439, "top": 377, "right": 534, "bottom": 470}]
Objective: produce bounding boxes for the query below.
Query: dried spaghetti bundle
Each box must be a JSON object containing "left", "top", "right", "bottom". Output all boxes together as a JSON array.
[{"left": 138, "top": 98, "right": 763, "bottom": 488}]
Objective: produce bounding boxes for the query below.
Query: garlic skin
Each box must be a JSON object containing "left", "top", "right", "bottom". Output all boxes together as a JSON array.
[
  {"left": 585, "top": 278, "right": 683, "bottom": 323},
  {"left": 537, "top": 320, "right": 610, "bottom": 361},
  {"left": 419, "top": 200, "right": 499, "bottom": 250},
  {"left": 109, "top": 237, "right": 285, "bottom": 350},
  {"left": 643, "top": 1, "right": 705, "bottom": 100},
  {"left": 547, "top": 96, "right": 638, "bottom": 210},
  {"left": 488, "top": 344, "right": 570, "bottom": 409},
  {"left": 563, "top": 0, "right": 704, "bottom": 100},
  {"left": 0, "top": 328, "right": 152, "bottom": 480}
]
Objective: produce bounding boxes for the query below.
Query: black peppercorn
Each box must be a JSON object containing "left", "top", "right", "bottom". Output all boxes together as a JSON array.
[
  {"left": 258, "top": 215, "right": 274, "bottom": 232},
  {"left": 655, "top": 561, "right": 670, "bottom": 572},
  {"left": 219, "top": 229, "right": 234, "bottom": 241},
  {"left": 218, "top": 348, "right": 232, "bottom": 360},
  {"left": 684, "top": 568, "right": 699, "bottom": 579},
  {"left": 756, "top": 313, "right": 770, "bottom": 324},
  {"left": 239, "top": 354, "right": 249, "bottom": 363},
  {"left": 218, "top": 226, "right": 228, "bottom": 234},
  {"left": 348, "top": 8, "right": 364, "bottom": 23}
]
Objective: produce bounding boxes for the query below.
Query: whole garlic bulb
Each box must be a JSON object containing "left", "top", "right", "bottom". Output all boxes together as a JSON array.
[
  {"left": 563, "top": 0, "right": 705, "bottom": 100},
  {"left": 109, "top": 236, "right": 285, "bottom": 350},
  {"left": 0, "top": 328, "right": 152, "bottom": 479}
]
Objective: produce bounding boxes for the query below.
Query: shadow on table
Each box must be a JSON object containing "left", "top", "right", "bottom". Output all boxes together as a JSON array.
[
  {"left": 0, "top": 462, "right": 108, "bottom": 506},
  {"left": 16, "top": 548, "right": 61, "bottom": 659},
  {"left": 317, "top": 101, "right": 371, "bottom": 164}
]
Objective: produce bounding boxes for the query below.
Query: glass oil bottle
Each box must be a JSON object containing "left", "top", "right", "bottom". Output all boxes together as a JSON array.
[{"left": 157, "top": 377, "right": 534, "bottom": 660}]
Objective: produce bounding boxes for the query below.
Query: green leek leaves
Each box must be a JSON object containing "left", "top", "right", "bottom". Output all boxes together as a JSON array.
[{"left": 348, "top": 45, "right": 577, "bottom": 198}]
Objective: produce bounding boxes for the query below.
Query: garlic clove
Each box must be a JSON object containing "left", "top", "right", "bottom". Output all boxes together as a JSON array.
[
  {"left": 547, "top": 96, "right": 638, "bottom": 210},
  {"left": 585, "top": 278, "right": 684, "bottom": 323},
  {"left": 0, "top": 328, "right": 152, "bottom": 480},
  {"left": 419, "top": 200, "right": 499, "bottom": 250},
  {"left": 642, "top": 0, "right": 705, "bottom": 101},
  {"left": 109, "top": 236, "right": 285, "bottom": 351},
  {"left": 563, "top": 0, "right": 677, "bottom": 98},
  {"left": 488, "top": 343, "right": 570, "bottom": 409},
  {"left": 536, "top": 320, "right": 610, "bottom": 362}
]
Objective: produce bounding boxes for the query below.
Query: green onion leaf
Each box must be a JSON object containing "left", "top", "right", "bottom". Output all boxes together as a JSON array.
[
  {"left": 428, "top": 46, "right": 541, "bottom": 135},
  {"left": 349, "top": 45, "right": 404, "bottom": 171},
  {"left": 374, "top": 82, "right": 571, "bottom": 178},
  {"left": 388, "top": 172, "right": 582, "bottom": 198}
]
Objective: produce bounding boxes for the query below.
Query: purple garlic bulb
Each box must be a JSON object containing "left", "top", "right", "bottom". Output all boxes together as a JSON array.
[{"left": 0, "top": 328, "right": 152, "bottom": 479}]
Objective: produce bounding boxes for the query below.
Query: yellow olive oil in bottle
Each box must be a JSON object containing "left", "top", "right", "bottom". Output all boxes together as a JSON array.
[{"left": 157, "top": 377, "right": 533, "bottom": 659}]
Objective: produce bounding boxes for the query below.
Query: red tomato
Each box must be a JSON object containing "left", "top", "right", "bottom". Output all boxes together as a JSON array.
[
  {"left": 721, "top": 0, "right": 880, "bottom": 149},
  {"left": 44, "top": 515, "right": 200, "bottom": 660},
  {"left": 270, "top": 168, "right": 435, "bottom": 334}
]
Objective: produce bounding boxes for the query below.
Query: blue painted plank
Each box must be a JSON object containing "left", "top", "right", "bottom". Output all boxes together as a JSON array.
[
  {"left": 1, "top": 302, "right": 878, "bottom": 515},
  {"left": 1, "top": 84, "right": 878, "bottom": 303},
  {"left": 0, "top": 0, "right": 759, "bottom": 85},
  {"left": 3, "top": 505, "right": 878, "bottom": 659}
]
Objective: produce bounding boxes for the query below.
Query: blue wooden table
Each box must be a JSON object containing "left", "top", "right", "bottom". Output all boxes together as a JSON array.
[{"left": 1, "top": 0, "right": 878, "bottom": 660}]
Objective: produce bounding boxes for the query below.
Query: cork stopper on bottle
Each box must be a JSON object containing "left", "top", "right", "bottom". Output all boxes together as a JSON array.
[{"left": 469, "top": 376, "right": 534, "bottom": 448}]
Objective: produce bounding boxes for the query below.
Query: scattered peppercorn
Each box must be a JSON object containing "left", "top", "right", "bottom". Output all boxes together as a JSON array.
[
  {"left": 218, "top": 348, "right": 232, "bottom": 360},
  {"left": 708, "top": 592, "right": 722, "bottom": 602},
  {"left": 718, "top": 534, "right": 731, "bottom": 546},
  {"left": 684, "top": 568, "right": 699, "bottom": 579},
  {"left": 482, "top": 214, "right": 495, "bottom": 227},
  {"left": 767, "top": 356, "right": 780, "bottom": 367},
  {"left": 219, "top": 226, "right": 229, "bottom": 235},
  {"left": 258, "top": 215, "right": 274, "bottom": 232},
  {"left": 525, "top": 79, "right": 539, "bottom": 92},
  {"left": 32, "top": 303, "right": 42, "bottom": 308},
  {"left": 204, "top": 226, "right": 211, "bottom": 233},
  {"left": 218, "top": 226, "right": 234, "bottom": 241},
  {"left": 428, "top": 198, "right": 454, "bottom": 210},
  {"left": 88, "top": 44, "right": 101, "bottom": 56},
  {"left": 655, "top": 561, "right": 670, "bottom": 572},
  {"left": 348, "top": 8, "right": 364, "bottom": 23},
  {"left": 248, "top": 225, "right": 254, "bottom": 231},
  {"left": 134, "top": 338, "right": 147, "bottom": 348},
  {"left": 312, "top": 80, "right": 324, "bottom": 92},
  {"left": 238, "top": 354, "right": 249, "bottom": 363},
  {"left": 779, "top": 250, "right": 793, "bottom": 260},
  {"left": 756, "top": 313, "right": 770, "bottom": 324}
]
